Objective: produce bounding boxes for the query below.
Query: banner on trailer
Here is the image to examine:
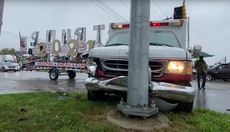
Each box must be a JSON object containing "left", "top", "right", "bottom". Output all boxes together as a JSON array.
[
  {"left": 18, "top": 34, "right": 27, "bottom": 54},
  {"left": 35, "top": 62, "right": 86, "bottom": 68},
  {"left": 46, "top": 30, "right": 56, "bottom": 53}
]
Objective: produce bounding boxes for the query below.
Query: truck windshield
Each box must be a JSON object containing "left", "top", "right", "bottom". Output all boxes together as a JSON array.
[
  {"left": 4, "top": 62, "right": 13, "bottom": 65},
  {"left": 106, "top": 31, "right": 181, "bottom": 48},
  {"left": 6, "top": 60, "right": 16, "bottom": 63}
]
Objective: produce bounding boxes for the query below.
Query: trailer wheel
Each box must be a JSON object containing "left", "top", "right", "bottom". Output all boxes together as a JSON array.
[
  {"left": 49, "top": 70, "right": 59, "bottom": 80},
  {"left": 68, "top": 70, "right": 76, "bottom": 79}
]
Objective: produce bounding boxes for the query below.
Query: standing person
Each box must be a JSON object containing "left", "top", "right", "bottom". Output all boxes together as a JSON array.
[{"left": 195, "top": 56, "right": 208, "bottom": 90}]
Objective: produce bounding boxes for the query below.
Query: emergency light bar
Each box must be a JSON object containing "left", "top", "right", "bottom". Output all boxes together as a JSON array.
[{"left": 111, "top": 20, "right": 184, "bottom": 29}]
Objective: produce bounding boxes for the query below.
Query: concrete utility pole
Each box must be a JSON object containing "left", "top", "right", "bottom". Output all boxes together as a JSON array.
[
  {"left": 117, "top": 0, "right": 158, "bottom": 118},
  {"left": 0, "top": 0, "right": 5, "bottom": 37},
  {"left": 187, "top": 17, "right": 190, "bottom": 48}
]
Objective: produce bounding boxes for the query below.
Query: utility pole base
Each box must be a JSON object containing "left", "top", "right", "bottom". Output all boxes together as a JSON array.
[{"left": 117, "top": 101, "right": 158, "bottom": 118}]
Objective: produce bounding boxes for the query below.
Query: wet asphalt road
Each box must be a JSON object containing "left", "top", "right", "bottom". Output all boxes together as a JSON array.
[{"left": 0, "top": 71, "right": 230, "bottom": 114}]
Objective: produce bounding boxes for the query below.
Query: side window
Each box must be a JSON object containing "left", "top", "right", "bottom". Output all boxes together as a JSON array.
[
  {"left": 218, "top": 64, "right": 228, "bottom": 69},
  {"left": 218, "top": 65, "right": 223, "bottom": 69}
]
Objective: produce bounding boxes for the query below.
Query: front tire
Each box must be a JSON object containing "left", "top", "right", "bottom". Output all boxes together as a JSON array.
[
  {"left": 49, "top": 70, "right": 59, "bottom": 80},
  {"left": 173, "top": 101, "right": 193, "bottom": 112},
  {"left": 206, "top": 74, "right": 212, "bottom": 81},
  {"left": 2, "top": 68, "right": 7, "bottom": 72},
  {"left": 87, "top": 90, "right": 105, "bottom": 101}
]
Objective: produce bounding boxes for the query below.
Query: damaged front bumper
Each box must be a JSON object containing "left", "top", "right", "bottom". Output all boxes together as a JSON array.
[{"left": 85, "top": 76, "right": 195, "bottom": 103}]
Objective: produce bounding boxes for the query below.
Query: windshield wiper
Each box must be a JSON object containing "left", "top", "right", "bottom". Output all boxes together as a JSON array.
[
  {"left": 106, "top": 43, "right": 128, "bottom": 47},
  {"left": 149, "top": 42, "right": 173, "bottom": 47}
]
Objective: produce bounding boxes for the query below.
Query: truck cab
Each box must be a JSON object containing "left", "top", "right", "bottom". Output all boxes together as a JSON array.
[
  {"left": 84, "top": 19, "right": 201, "bottom": 112},
  {"left": 0, "top": 54, "right": 19, "bottom": 72},
  {"left": 207, "top": 63, "right": 230, "bottom": 81}
]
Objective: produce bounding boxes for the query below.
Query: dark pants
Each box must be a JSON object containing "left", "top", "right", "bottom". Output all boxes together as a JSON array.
[{"left": 197, "top": 73, "right": 206, "bottom": 88}]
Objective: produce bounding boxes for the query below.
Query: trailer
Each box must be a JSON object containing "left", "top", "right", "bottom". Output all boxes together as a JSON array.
[
  {"left": 34, "top": 61, "right": 85, "bottom": 80},
  {"left": 26, "top": 26, "right": 104, "bottom": 80}
]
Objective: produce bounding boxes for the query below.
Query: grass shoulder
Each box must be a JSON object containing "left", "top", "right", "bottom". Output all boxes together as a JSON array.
[{"left": 0, "top": 92, "right": 229, "bottom": 132}]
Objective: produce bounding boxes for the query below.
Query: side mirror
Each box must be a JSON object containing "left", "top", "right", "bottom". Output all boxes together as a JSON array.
[
  {"left": 193, "top": 45, "right": 202, "bottom": 58},
  {"left": 186, "top": 47, "right": 193, "bottom": 54}
]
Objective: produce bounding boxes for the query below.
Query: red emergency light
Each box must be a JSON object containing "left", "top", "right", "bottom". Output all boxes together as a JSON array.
[
  {"left": 150, "top": 22, "right": 168, "bottom": 26},
  {"left": 111, "top": 23, "right": 129, "bottom": 29},
  {"left": 111, "top": 20, "right": 184, "bottom": 29}
]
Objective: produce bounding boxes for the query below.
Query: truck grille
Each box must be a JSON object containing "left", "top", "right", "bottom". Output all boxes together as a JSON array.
[
  {"left": 101, "top": 59, "right": 165, "bottom": 78},
  {"left": 8, "top": 66, "right": 15, "bottom": 68}
]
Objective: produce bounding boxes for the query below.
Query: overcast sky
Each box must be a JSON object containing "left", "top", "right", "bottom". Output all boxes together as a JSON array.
[{"left": 0, "top": 0, "right": 230, "bottom": 65}]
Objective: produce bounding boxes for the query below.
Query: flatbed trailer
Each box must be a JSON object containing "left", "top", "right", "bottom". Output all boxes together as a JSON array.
[{"left": 35, "top": 62, "right": 86, "bottom": 80}]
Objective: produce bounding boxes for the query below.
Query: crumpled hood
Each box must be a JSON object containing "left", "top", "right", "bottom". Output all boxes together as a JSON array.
[{"left": 89, "top": 46, "right": 191, "bottom": 60}]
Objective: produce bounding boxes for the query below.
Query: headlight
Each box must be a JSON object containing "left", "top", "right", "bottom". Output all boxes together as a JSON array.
[
  {"left": 4, "top": 66, "right": 8, "bottom": 69},
  {"left": 168, "top": 61, "right": 184, "bottom": 73},
  {"left": 165, "top": 61, "right": 192, "bottom": 74},
  {"left": 86, "top": 58, "right": 97, "bottom": 76}
]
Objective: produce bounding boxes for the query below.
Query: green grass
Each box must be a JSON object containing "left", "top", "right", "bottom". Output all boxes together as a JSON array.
[{"left": 0, "top": 92, "right": 229, "bottom": 132}]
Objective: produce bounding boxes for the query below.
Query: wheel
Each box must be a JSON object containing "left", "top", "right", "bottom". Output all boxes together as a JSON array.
[
  {"left": 68, "top": 70, "right": 76, "bottom": 79},
  {"left": 49, "top": 70, "right": 59, "bottom": 80},
  {"left": 206, "top": 74, "right": 212, "bottom": 81},
  {"left": 87, "top": 90, "right": 105, "bottom": 101},
  {"left": 2, "top": 68, "right": 7, "bottom": 72},
  {"left": 14, "top": 70, "right": 16, "bottom": 72},
  {"left": 193, "top": 73, "right": 197, "bottom": 80},
  {"left": 173, "top": 101, "right": 193, "bottom": 113}
]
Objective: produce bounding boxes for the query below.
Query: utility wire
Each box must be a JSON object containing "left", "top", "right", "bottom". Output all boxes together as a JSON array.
[
  {"left": 1, "top": 32, "right": 21, "bottom": 39},
  {"left": 157, "top": 0, "right": 171, "bottom": 16},
  {"left": 2, "top": 30, "right": 45, "bottom": 41},
  {"left": 2, "top": 32, "right": 35, "bottom": 41},
  {"left": 96, "top": 0, "right": 128, "bottom": 22},
  {"left": 152, "top": 0, "right": 167, "bottom": 17},
  {"left": 120, "top": 0, "right": 157, "bottom": 20},
  {"left": 90, "top": 0, "right": 124, "bottom": 22},
  {"left": 120, "top": 0, "right": 129, "bottom": 10},
  {"left": 150, "top": 6, "right": 162, "bottom": 19}
]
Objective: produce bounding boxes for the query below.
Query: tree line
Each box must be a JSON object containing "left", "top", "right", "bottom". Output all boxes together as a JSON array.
[{"left": 0, "top": 48, "right": 21, "bottom": 63}]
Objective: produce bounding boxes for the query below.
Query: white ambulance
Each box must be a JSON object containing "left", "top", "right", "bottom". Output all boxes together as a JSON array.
[{"left": 84, "top": 19, "right": 201, "bottom": 112}]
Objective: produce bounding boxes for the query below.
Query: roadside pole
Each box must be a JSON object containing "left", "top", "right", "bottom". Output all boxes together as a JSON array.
[
  {"left": 0, "top": 0, "right": 5, "bottom": 37},
  {"left": 187, "top": 17, "right": 190, "bottom": 48},
  {"left": 117, "top": 0, "right": 158, "bottom": 118}
]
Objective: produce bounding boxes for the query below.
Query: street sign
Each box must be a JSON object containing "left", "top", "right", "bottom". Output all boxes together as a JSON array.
[
  {"left": 32, "top": 47, "right": 40, "bottom": 56},
  {"left": 61, "top": 44, "right": 70, "bottom": 56}
]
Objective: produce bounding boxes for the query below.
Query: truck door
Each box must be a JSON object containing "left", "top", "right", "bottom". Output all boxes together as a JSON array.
[
  {"left": 217, "top": 64, "right": 228, "bottom": 79},
  {"left": 226, "top": 64, "right": 230, "bottom": 79}
]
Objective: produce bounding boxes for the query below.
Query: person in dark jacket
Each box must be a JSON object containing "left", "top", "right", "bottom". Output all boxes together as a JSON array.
[{"left": 195, "top": 56, "right": 207, "bottom": 90}]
